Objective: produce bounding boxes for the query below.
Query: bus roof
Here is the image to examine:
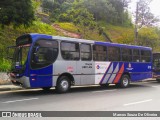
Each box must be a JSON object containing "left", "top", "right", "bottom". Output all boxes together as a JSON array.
[{"left": 29, "top": 33, "right": 152, "bottom": 50}]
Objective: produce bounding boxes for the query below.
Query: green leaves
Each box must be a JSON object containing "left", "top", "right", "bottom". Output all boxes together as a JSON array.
[{"left": 0, "top": 0, "right": 35, "bottom": 27}]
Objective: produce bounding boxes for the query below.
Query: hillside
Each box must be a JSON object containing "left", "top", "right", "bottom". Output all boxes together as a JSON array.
[{"left": 1, "top": 19, "right": 160, "bottom": 71}]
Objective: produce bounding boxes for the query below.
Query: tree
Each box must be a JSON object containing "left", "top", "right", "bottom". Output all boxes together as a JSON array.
[
  {"left": 109, "top": 0, "right": 131, "bottom": 25},
  {"left": 137, "top": 0, "right": 159, "bottom": 28},
  {"left": 67, "top": 8, "right": 96, "bottom": 38},
  {"left": 0, "top": 0, "right": 35, "bottom": 27},
  {"left": 138, "top": 27, "right": 159, "bottom": 49}
]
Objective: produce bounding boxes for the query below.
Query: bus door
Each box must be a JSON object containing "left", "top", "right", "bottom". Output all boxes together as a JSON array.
[{"left": 77, "top": 44, "right": 94, "bottom": 85}]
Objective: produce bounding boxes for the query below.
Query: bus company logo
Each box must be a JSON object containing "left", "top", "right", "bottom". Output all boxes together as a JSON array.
[
  {"left": 67, "top": 66, "right": 74, "bottom": 72},
  {"left": 127, "top": 63, "right": 133, "bottom": 70},
  {"left": 96, "top": 65, "right": 100, "bottom": 69}
]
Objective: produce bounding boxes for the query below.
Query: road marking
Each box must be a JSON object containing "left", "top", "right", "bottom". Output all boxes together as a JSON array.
[
  {"left": 2, "top": 98, "right": 39, "bottom": 104},
  {"left": 124, "top": 99, "right": 152, "bottom": 106},
  {"left": 92, "top": 89, "right": 117, "bottom": 93}
]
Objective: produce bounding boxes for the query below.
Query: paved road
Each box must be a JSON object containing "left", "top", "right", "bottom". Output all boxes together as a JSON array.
[{"left": 0, "top": 80, "right": 160, "bottom": 119}]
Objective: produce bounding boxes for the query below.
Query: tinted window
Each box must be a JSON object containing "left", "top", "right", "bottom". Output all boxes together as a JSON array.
[
  {"left": 61, "top": 42, "right": 80, "bottom": 60},
  {"left": 93, "top": 45, "right": 107, "bottom": 61},
  {"left": 31, "top": 40, "right": 58, "bottom": 69},
  {"left": 141, "top": 50, "right": 151, "bottom": 62},
  {"left": 133, "top": 49, "right": 140, "bottom": 62},
  {"left": 108, "top": 46, "right": 120, "bottom": 61},
  {"left": 121, "top": 48, "right": 132, "bottom": 62},
  {"left": 81, "top": 44, "right": 92, "bottom": 61}
]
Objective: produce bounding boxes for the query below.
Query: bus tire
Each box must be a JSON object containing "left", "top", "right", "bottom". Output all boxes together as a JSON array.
[
  {"left": 56, "top": 76, "right": 71, "bottom": 93},
  {"left": 42, "top": 87, "right": 51, "bottom": 91},
  {"left": 119, "top": 74, "right": 130, "bottom": 88}
]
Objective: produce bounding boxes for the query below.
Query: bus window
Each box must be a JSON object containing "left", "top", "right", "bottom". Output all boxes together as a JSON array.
[
  {"left": 133, "top": 49, "right": 140, "bottom": 62},
  {"left": 141, "top": 50, "right": 151, "bottom": 62},
  {"left": 80, "top": 44, "right": 92, "bottom": 61},
  {"left": 108, "top": 46, "right": 120, "bottom": 61},
  {"left": 31, "top": 40, "right": 58, "bottom": 69},
  {"left": 61, "top": 42, "right": 80, "bottom": 60},
  {"left": 93, "top": 45, "right": 107, "bottom": 61},
  {"left": 121, "top": 48, "right": 132, "bottom": 62}
]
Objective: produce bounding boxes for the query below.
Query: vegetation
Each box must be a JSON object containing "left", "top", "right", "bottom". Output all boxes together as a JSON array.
[
  {"left": 0, "top": 0, "right": 160, "bottom": 71},
  {"left": 0, "top": 0, "right": 35, "bottom": 27}
]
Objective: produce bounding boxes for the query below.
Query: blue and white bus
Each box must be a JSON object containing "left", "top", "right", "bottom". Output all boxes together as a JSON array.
[{"left": 8, "top": 33, "right": 152, "bottom": 93}]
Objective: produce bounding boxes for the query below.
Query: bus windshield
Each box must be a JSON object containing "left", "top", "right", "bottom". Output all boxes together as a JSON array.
[{"left": 11, "top": 45, "right": 30, "bottom": 72}]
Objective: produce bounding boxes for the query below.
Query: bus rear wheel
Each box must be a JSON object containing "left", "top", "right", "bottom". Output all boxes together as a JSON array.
[
  {"left": 118, "top": 74, "right": 130, "bottom": 88},
  {"left": 56, "top": 76, "right": 71, "bottom": 93}
]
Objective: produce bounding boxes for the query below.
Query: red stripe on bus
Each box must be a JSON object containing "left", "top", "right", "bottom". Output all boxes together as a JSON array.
[{"left": 113, "top": 64, "right": 124, "bottom": 84}]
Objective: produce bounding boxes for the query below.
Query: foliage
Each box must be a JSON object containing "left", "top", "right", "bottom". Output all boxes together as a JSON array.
[
  {"left": 0, "top": 59, "right": 10, "bottom": 72},
  {"left": 41, "top": 0, "right": 132, "bottom": 26},
  {"left": 136, "top": 0, "right": 159, "bottom": 28},
  {"left": 57, "top": 23, "right": 79, "bottom": 33},
  {"left": 0, "top": 0, "right": 35, "bottom": 27},
  {"left": 138, "top": 27, "right": 159, "bottom": 49}
]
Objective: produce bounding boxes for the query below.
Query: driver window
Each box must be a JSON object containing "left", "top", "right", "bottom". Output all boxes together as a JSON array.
[{"left": 31, "top": 40, "right": 58, "bottom": 69}]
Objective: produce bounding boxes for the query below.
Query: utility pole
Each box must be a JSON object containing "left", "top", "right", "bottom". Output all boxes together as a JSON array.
[{"left": 134, "top": 1, "right": 139, "bottom": 45}]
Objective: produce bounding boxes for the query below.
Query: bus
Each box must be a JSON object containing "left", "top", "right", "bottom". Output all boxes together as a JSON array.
[
  {"left": 8, "top": 33, "right": 152, "bottom": 93},
  {"left": 153, "top": 53, "right": 160, "bottom": 82}
]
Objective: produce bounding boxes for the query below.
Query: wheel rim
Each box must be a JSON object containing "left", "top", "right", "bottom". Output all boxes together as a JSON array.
[
  {"left": 123, "top": 77, "right": 129, "bottom": 87},
  {"left": 60, "top": 80, "right": 69, "bottom": 91}
]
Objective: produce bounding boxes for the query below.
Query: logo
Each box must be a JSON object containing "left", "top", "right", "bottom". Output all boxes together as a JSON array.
[
  {"left": 96, "top": 65, "right": 100, "bottom": 69},
  {"left": 127, "top": 63, "right": 133, "bottom": 71},
  {"left": 2, "top": 112, "right": 11, "bottom": 117}
]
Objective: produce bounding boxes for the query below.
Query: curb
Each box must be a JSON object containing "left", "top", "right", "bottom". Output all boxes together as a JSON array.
[{"left": 0, "top": 86, "right": 22, "bottom": 92}]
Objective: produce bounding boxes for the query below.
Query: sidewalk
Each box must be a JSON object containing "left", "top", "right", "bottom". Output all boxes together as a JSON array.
[{"left": 0, "top": 85, "right": 22, "bottom": 91}]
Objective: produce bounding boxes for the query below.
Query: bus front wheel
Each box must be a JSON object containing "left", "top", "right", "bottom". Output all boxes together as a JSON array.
[
  {"left": 118, "top": 74, "right": 130, "bottom": 88},
  {"left": 56, "top": 76, "right": 71, "bottom": 93}
]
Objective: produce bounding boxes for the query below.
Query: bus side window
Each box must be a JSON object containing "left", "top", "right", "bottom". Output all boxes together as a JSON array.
[
  {"left": 121, "top": 48, "right": 132, "bottom": 62},
  {"left": 108, "top": 46, "right": 120, "bottom": 61},
  {"left": 133, "top": 49, "right": 140, "bottom": 62},
  {"left": 141, "top": 50, "right": 151, "bottom": 63},
  {"left": 80, "top": 44, "right": 92, "bottom": 61},
  {"left": 93, "top": 45, "right": 107, "bottom": 61},
  {"left": 61, "top": 42, "right": 80, "bottom": 61}
]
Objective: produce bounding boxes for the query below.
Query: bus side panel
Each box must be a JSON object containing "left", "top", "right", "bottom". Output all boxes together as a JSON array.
[
  {"left": 98, "top": 62, "right": 124, "bottom": 84},
  {"left": 29, "top": 65, "right": 53, "bottom": 88},
  {"left": 53, "top": 60, "right": 81, "bottom": 86},
  {"left": 129, "top": 63, "right": 152, "bottom": 81}
]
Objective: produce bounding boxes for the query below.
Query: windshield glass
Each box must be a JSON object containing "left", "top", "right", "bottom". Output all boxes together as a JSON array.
[{"left": 11, "top": 46, "right": 30, "bottom": 72}]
